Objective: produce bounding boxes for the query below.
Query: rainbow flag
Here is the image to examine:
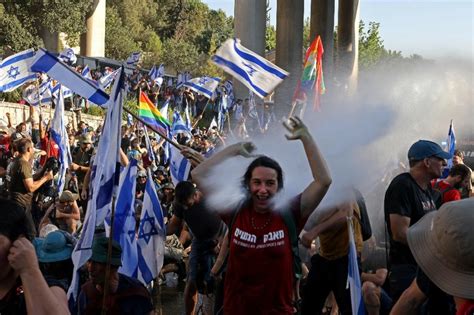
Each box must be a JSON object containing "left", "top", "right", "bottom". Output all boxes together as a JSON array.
[
  {"left": 293, "top": 36, "right": 325, "bottom": 111},
  {"left": 139, "top": 91, "right": 170, "bottom": 134}
]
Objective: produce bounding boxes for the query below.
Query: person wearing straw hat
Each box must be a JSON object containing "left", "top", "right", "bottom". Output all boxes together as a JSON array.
[
  {"left": 55, "top": 190, "right": 81, "bottom": 233},
  {"left": 390, "top": 198, "right": 474, "bottom": 315}
]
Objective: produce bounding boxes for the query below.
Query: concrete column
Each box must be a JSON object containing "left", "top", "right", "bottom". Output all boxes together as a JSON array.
[
  {"left": 233, "top": 0, "right": 267, "bottom": 101},
  {"left": 80, "top": 0, "right": 106, "bottom": 57},
  {"left": 337, "top": 0, "right": 360, "bottom": 94},
  {"left": 40, "top": 28, "right": 60, "bottom": 52},
  {"left": 310, "top": 0, "right": 335, "bottom": 90},
  {"left": 274, "top": 0, "right": 304, "bottom": 118}
]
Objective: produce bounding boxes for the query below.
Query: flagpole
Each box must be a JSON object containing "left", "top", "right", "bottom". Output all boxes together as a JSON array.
[
  {"left": 101, "top": 195, "right": 116, "bottom": 315},
  {"left": 192, "top": 98, "right": 211, "bottom": 128},
  {"left": 123, "top": 106, "right": 181, "bottom": 150}
]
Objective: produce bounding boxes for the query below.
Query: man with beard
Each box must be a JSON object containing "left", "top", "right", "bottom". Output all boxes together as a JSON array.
[
  {"left": 384, "top": 140, "right": 451, "bottom": 303},
  {"left": 431, "top": 163, "right": 472, "bottom": 206}
]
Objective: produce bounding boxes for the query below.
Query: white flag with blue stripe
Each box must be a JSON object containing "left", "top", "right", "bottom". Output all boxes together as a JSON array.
[
  {"left": 52, "top": 83, "right": 73, "bottom": 99},
  {"left": 169, "top": 145, "right": 191, "bottom": 187},
  {"left": 67, "top": 68, "right": 125, "bottom": 304},
  {"left": 347, "top": 217, "right": 365, "bottom": 315},
  {"left": 0, "top": 49, "right": 37, "bottom": 92},
  {"left": 99, "top": 68, "right": 119, "bottom": 90},
  {"left": 30, "top": 48, "right": 109, "bottom": 105},
  {"left": 108, "top": 158, "right": 139, "bottom": 278},
  {"left": 58, "top": 48, "right": 77, "bottom": 65},
  {"left": 212, "top": 38, "right": 289, "bottom": 99},
  {"left": 137, "top": 168, "right": 165, "bottom": 285},
  {"left": 22, "top": 80, "right": 52, "bottom": 106},
  {"left": 171, "top": 110, "right": 191, "bottom": 136},
  {"left": 126, "top": 52, "right": 141, "bottom": 67},
  {"left": 50, "top": 86, "right": 72, "bottom": 194},
  {"left": 183, "top": 76, "right": 220, "bottom": 99}
]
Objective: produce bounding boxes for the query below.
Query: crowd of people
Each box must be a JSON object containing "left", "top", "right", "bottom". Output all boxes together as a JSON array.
[{"left": 0, "top": 64, "right": 473, "bottom": 315}]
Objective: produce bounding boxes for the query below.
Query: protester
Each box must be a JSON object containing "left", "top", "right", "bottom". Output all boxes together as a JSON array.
[
  {"left": 452, "top": 149, "right": 474, "bottom": 198},
  {"left": 54, "top": 190, "right": 81, "bottom": 233},
  {"left": 384, "top": 139, "right": 451, "bottom": 302},
  {"left": 76, "top": 237, "right": 153, "bottom": 315},
  {"left": 0, "top": 199, "right": 70, "bottom": 315},
  {"left": 431, "top": 163, "right": 472, "bottom": 207},
  {"left": 191, "top": 116, "right": 332, "bottom": 315},
  {"left": 391, "top": 198, "right": 474, "bottom": 315}
]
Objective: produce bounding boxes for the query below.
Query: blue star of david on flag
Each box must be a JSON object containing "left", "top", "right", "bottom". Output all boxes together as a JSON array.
[
  {"left": 138, "top": 212, "right": 158, "bottom": 244},
  {"left": 7, "top": 66, "right": 20, "bottom": 79},
  {"left": 198, "top": 77, "right": 208, "bottom": 85},
  {"left": 242, "top": 62, "right": 257, "bottom": 76}
]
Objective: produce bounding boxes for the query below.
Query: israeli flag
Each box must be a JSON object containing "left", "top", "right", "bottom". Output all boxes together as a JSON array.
[
  {"left": 177, "top": 71, "right": 192, "bottom": 89},
  {"left": 137, "top": 167, "right": 165, "bottom": 285},
  {"left": 0, "top": 49, "right": 37, "bottom": 92},
  {"left": 160, "top": 99, "right": 170, "bottom": 122},
  {"left": 169, "top": 145, "right": 191, "bottom": 186},
  {"left": 212, "top": 38, "right": 289, "bottom": 99},
  {"left": 98, "top": 68, "right": 119, "bottom": 90},
  {"left": 126, "top": 52, "right": 141, "bottom": 67},
  {"left": 58, "top": 48, "right": 77, "bottom": 65},
  {"left": 50, "top": 86, "right": 72, "bottom": 194},
  {"left": 156, "top": 63, "right": 165, "bottom": 78},
  {"left": 446, "top": 120, "right": 456, "bottom": 168},
  {"left": 171, "top": 110, "right": 191, "bottom": 136},
  {"left": 143, "top": 127, "right": 156, "bottom": 162},
  {"left": 68, "top": 68, "right": 125, "bottom": 304},
  {"left": 30, "top": 48, "right": 109, "bottom": 105},
  {"left": 184, "top": 103, "right": 192, "bottom": 130},
  {"left": 81, "top": 65, "right": 93, "bottom": 80},
  {"left": 347, "top": 217, "right": 366, "bottom": 315},
  {"left": 52, "top": 83, "right": 73, "bottom": 99},
  {"left": 183, "top": 76, "right": 220, "bottom": 99},
  {"left": 107, "top": 159, "right": 139, "bottom": 278},
  {"left": 22, "top": 80, "right": 52, "bottom": 106}
]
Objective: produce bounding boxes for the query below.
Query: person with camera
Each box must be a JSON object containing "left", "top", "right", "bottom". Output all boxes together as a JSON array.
[{"left": 7, "top": 138, "right": 54, "bottom": 237}]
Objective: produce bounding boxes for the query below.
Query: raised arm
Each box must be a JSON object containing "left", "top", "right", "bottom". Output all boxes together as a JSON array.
[
  {"left": 190, "top": 142, "right": 256, "bottom": 193},
  {"left": 283, "top": 116, "right": 332, "bottom": 218}
]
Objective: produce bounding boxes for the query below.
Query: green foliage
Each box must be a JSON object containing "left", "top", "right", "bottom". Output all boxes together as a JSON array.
[
  {"left": 265, "top": 25, "right": 276, "bottom": 52},
  {"left": 161, "top": 37, "right": 200, "bottom": 74},
  {"left": 0, "top": 5, "right": 42, "bottom": 52},
  {"left": 105, "top": 6, "right": 140, "bottom": 60},
  {"left": 303, "top": 17, "right": 311, "bottom": 49},
  {"left": 86, "top": 105, "right": 105, "bottom": 117}
]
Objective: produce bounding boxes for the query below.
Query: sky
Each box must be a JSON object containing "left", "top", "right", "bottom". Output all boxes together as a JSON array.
[{"left": 203, "top": 0, "right": 473, "bottom": 60}]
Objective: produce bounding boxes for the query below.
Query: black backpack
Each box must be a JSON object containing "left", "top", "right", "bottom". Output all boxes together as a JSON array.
[{"left": 353, "top": 189, "right": 372, "bottom": 241}]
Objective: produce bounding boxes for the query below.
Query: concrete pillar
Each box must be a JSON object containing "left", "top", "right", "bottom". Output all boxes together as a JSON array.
[
  {"left": 80, "top": 0, "right": 106, "bottom": 57},
  {"left": 233, "top": 0, "right": 267, "bottom": 101},
  {"left": 337, "top": 0, "right": 360, "bottom": 94},
  {"left": 40, "top": 28, "right": 60, "bottom": 52},
  {"left": 274, "top": 0, "right": 304, "bottom": 118},
  {"left": 310, "top": 0, "right": 335, "bottom": 90}
]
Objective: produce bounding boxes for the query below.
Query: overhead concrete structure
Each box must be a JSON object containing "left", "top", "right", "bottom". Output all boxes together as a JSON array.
[
  {"left": 274, "top": 0, "right": 304, "bottom": 117},
  {"left": 80, "top": 0, "right": 106, "bottom": 57},
  {"left": 233, "top": 0, "right": 267, "bottom": 100},
  {"left": 233, "top": 0, "right": 359, "bottom": 117}
]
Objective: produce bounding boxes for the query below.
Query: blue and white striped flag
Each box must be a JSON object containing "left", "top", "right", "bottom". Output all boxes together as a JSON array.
[
  {"left": 126, "top": 52, "right": 141, "bottom": 67},
  {"left": 108, "top": 159, "right": 139, "bottom": 278},
  {"left": 99, "top": 68, "right": 119, "bottom": 90},
  {"left": 183, "top": 76, "right": 220, "bottom": 99},
  {"left": 169, "top": 145, "right": 191, "bottom": 187},
  {"left": 177, "top": 71, "right": 192, "bottom": 89},
  {"left": 212, "top": 38, "right": 289, "bottom": 99},
  {"left": 137, "top": 167, "right": 165, "bottom": 285},
  {"left": 67, "top": 68, "right": 125, "bottom": 304},
  {"left": 184, "top": 103, "right": 192, "bottom": 130},
  {"left": 156, "top": 64, "right": 165, "bottom": 78},
  {"left": 30, "top": 48, "right": 109, "bottom": 105},
  {"left": 171, "top": 110, "right": 191, "bottom": 136},
  {"left": 50, "top": 86, "right": 72, "bottom": 194},
  {"left": 0, "top": 49, "right": 37, "bottom": 92},
  {"left": 58, "top": 48, "right": 77, "bottom": 65},
  {"left": 143, "top": 127, "right": 156, "bottom": 162},
  {"left": 81, "top": 65, "right": 93, "bottom": 80},
  {"left": 52, "top": 83, "right": 73, "bottom": 99},
  {"left": 446, "top": 120, "right": 456, "bottom": 168},
  {"left": 347, "top": 217, "right": 365, "bottom": 315},
  {"left": 160, "top": 99, "right": 170, "bottom": 122},
  {"left": 22, "top": 80, "right": 52, "bottom": 106}
]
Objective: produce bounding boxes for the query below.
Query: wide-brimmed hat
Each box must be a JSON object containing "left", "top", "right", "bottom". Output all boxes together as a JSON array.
[
  {"left": 90, "top": 237, "right": 122, "bottom": 267},
  {"left": 407, "top": 198, "right": 474, "bottom": 300},
  {"left": 34, "top": 230, "right": 73, "bottom": 263},
  {"left": 59, "top": 190, "right": 79, "bottom": 203}
]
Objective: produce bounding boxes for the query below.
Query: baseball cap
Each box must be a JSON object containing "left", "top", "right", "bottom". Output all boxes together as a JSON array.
[
  {"left": 407, "top": 198, "right": 474, "bottom": 299},
  {"left": 407, "top": 140, "right": 452, "bottom": 160}
]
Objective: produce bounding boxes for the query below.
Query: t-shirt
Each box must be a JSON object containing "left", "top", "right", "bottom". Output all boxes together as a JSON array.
[
  {"left": 8, "top": 157, "right": 33, "bottom": 209},
  {"left": 174, "top": 200, "right": 223, "bottom": 240},
  {"left": 431, "top": 179, "right": 461, "bottom": 204},
  {"left": 416, "top": 268, "right": 455, "bottom": 314},
  {"left": 223, "top": 195, "right": 304, "bottom": 315},
  {"left": 39, "top": 136, "right": 59, "bottom": 166},
  {"left": 384, "top": 173, "right": 437, "bottom": 266}
]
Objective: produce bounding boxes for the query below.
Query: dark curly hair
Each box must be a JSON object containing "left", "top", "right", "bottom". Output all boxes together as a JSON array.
[{"left": 242, "top": 156, "right": 284, "bottom": 191}]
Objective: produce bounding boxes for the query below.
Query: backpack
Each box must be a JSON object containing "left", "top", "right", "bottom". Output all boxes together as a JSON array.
[
  {"left": 227, "top": 200, "right": 302, "bottom": 279},
  {"left": 432, "top": 180, "right": 457, "bottom": 209},
  {"left": 353, "top": 189, "right": 372, "bottom": 241}
]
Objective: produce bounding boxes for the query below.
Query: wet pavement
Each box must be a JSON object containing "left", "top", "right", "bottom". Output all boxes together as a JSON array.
[{"left": 153, "top": 282, "right": 186, "bottom": 315}]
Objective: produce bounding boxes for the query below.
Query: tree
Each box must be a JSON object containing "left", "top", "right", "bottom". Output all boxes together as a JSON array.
[
  {"left": 105, "top": 6, "right": 139, "bottom": 61},
  {"left": 0, "top": 5, "right": 42, "bottom": 54}
]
